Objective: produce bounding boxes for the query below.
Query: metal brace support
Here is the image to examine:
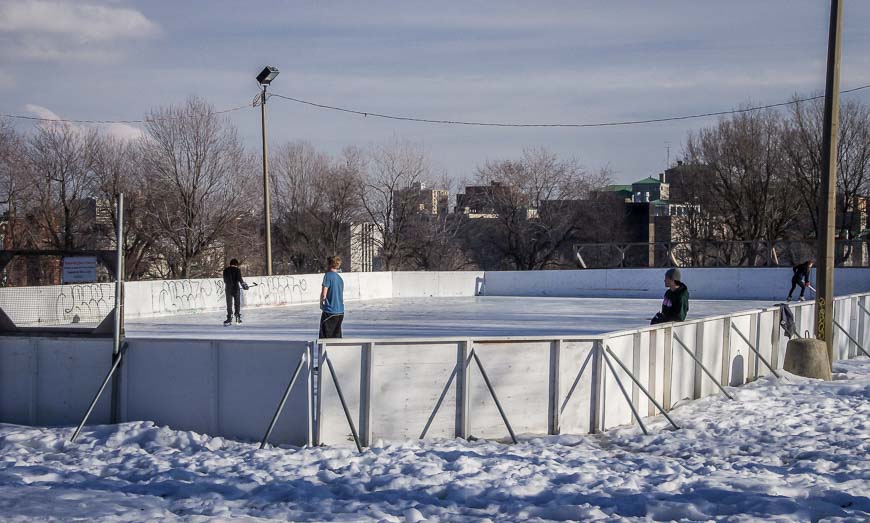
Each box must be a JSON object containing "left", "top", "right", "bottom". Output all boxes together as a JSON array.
[
  {"left": 600, "top": 347, "right": 648, "bottom": 435},
  {"left": 70, "top": 342, "right": 129, "bottom": 443},
  {"left": 420, "top": 351, "right": 474, "bottom": 440},
  {"left": 673, "top": 333, "right": 735, "bottom": 400},
  {"left": 471, "top": 349, "right": 518, "bottom": 444},
  {"left": 833, "top": 319, "right": 870, "bottom": 358},
  {"left": 730, "top": 323, "right": 782, "bottom": 379},
  {"left": 323, "top": 352, "right": 363, "bottom": 452},
  {"left": 260, "top": 350, "right": 309, "bottom": 449},
  {"left": 605, "top": 346, "right": 679, "bottom": 430}
]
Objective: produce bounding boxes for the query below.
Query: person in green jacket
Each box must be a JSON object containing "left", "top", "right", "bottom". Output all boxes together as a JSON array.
[{"left": 651, "top": 268, "right": 689, "bottom": 325}]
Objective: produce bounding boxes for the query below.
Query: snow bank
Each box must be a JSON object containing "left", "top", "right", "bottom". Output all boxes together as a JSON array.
[{"left": 1, "top": 358, "right": 867, "bottom": 522}]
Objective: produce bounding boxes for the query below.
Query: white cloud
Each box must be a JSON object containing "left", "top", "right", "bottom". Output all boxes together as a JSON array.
[
  {"left": 0, "top": 0, "right": 159, "bottom": 41},
  {"left": 0, "top": 0, "right": 159, "bottom": 63},
  {"left": 24, "top": 104, "right": 62, "bottom": 121},
  {"left": 104, "top": 122, "right": 144, "bottom": 141},
  {"left": 24, "top": 103, "right": 143, "bottom": 141}
]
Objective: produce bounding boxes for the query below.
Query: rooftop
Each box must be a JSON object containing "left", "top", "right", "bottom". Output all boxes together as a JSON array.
[{"left": 633, "top": 176, "right": 663, "bottom": 185}]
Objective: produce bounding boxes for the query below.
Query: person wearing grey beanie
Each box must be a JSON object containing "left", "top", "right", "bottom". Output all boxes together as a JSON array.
[{"left": 651, "top": 268, "right": 689, "bottom": 325}]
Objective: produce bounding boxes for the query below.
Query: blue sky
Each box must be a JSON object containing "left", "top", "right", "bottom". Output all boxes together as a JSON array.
[{"left": 1, "top": 0, "right": 869, "bottom": 185}]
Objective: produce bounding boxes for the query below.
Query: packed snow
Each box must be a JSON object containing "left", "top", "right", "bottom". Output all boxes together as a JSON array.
[
  {"left": 127, "top": 296, "right": 775, "bottom": 340},
  {"left": 1, "top": 358, "right": 867, "bottom": 522}
]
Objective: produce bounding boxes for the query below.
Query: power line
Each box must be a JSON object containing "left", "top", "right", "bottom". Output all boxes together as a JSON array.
[
  {"left": 269, "top": 83, "right": 870, "bottom": 128},
  {"left": 2, "top": 83, "right": 869, "bottom": 129},
  {"left": 0, "top": 103, "right": 251, "bottom": 125}
]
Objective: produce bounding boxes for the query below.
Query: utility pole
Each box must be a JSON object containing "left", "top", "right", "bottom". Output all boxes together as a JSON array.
[
  {"left": 256, "top": 66, "right": 280, "bottom": 276},
  {"left": 815, "top": 0, "right": 842, "bottom": 369},
  {"left": 261, "top": 84, "right": 272, "bottom": 276}
]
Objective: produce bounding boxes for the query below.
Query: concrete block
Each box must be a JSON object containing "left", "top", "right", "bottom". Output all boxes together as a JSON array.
[{"left": 783, "top": 338, "right": 832, "bottom": 381}]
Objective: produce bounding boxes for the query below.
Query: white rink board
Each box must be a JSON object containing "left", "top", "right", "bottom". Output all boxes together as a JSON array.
[
  {"left": 0, "top": 337, "right": 113, "bottom": 426},
  {"left": 483, "top": 267, "right": 870, "bottom": 301},
  {"left": 557, "top": 341, "right": 596, "bottom": 435},
  {"left": 469, "top": 341, "right": 552, "bottom": 439},
  {"left": 121, "top": 338, "right": 310, "bottom": 445},
  {"left": 369, "top": 342, "right": 460, "bottom": 442}
]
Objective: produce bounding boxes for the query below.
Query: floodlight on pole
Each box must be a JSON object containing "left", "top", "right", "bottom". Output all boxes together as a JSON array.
[{"left": 257, "top": 66, "right": 279, "bottom": 276}]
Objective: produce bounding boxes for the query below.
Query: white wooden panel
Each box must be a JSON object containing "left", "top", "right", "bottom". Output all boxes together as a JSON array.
[
  {"left": 755, "top": 311, "right": 776, "bottom": 377},
  {"left": 698, "top": 319, "right": 725, "bottom": 398},
  {"left": 601, "top": 334, "right": 634, "bottom": 430},
  {"left": 217, "top": 340, "right": 310, "bottom": 446},
  {"left": 369, "top": 342, "right": 459, "bottom": 441},
  {"left": 318, "top": 343, "right": 363, "bottom": 447},
  {"left": 468, "top": 341, "right": 550, "bottom": 439},
  {"left": 36, "top": 338, "right": 113, "bottom": 426},
  {"left": 670, "top": 323, "right": 697, "bottom": 405},
  {"left": 729, "top": 315, "right": 753, "bottom": 386},
  {"left": 123, "top": 339, "right": 216, "bottom": 433},
  {"left": 0, "top": 337, "right": 36, "bottom": 424},
  {"left": 636, "top": 332, "right": 651, "bottom": 418},
  {"left": 558, "top": 340, "right": 595, "bottom": 434}
]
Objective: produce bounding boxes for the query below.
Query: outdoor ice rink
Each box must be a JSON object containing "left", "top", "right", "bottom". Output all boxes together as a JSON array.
[{"left": 127, "top": 296, "right": 774, "bottom": 340}]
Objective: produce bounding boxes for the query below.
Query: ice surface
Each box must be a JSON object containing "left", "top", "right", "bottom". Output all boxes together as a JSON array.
[
  {"left": 1, "top": 358, "right": 868, "bottom": 521},
  {"left": 127, "top": 296, "right": 775, "bottom": 340}
]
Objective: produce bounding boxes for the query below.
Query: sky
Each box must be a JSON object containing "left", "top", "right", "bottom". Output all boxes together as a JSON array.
[{"left": 1, "top": 0, "right": 870, "bottom": 186}]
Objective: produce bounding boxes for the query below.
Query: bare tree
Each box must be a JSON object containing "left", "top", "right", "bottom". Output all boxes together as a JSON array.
[
  {"left": 26, "top": 123, "right": 99, "bottom": 250},
  {"left": 359, "top": 139, "right": 431, "bottom": 270},
  {"left": 684, "top": 108, "right": 799, "bottom": 264},
  {"left": 784, "top": 96, "right": 870, "bottom": 239},
  {"left": 0, "top": 120, "right": 30, "bottom": 249},
  {"left": 92, "top": 135, "right": 161, "bottom": 279},
  {"left": 142, "top": 97, "right": 256, "bottom": 279},
  {"left": 398, "top": 175, "right": 470, "bottom": 270},
  {"left": 271, "top": 142, "right": 363, "bottom": 272},
  {"left": 470, "top": 147, "right": 608, "bottom": 270}
]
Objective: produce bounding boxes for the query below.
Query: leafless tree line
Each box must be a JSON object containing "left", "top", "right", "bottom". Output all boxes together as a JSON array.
[
  {"left": 678, "top": 96, "right": 870, "bottom": 265},
  {"left": 1, "top": 92, "right": 867, "bottom": 280},
  {"left": 0, "top": 97, "right": 257, "bottom": 281}
]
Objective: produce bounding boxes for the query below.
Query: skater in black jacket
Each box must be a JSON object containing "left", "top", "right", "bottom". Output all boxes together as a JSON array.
[
  {"left": 787, "top": 260, "right": 814, "bottom": 302},
  {"left": 223, "top": 259, "right": 248, "bottom": 325}
]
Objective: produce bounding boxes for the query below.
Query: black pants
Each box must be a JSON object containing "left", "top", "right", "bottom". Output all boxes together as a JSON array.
[
  {"left": 226, "top": 290, "right": 241, "bottom": 318},
  {"left": 650, "top": 312, "right": 667, "bottom": 325},
  {"left": 788, "top": 277, "right": 806, "bottom": 298},
  {"left": 319, "top": 313, "right": 344, "bottom": 338}
]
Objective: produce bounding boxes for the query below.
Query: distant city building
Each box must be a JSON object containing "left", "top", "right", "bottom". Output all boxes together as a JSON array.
[
  {"left": 350, "top": 222, "right": 381, "bottom": 272},
  {"left": 455, "top": 181, "right": 532, "bottom": 219},
  {"left": 394, "top": 182, "right": 449, "bottom": 217},
  {"left": 631, "top": 175, "right": 670, "bottom": 203}
]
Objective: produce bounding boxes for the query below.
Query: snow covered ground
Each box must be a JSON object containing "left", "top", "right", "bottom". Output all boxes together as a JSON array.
[
  {"left": 1, "top": 358, "right": 867, "bottom": 522},
  {"left": 127, "top": 296, "right": 775, "bottom": 340}
]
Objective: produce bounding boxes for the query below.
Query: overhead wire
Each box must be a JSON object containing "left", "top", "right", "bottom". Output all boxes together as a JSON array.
[
  {"left": 268, "top": 83, "right": 870, "bottom": 128},
  {"left": 0, "top": 103, "right": 251, "bottom": 125},
  {"left": 2, "top": 83, "right": 869, "bottom": 129}
]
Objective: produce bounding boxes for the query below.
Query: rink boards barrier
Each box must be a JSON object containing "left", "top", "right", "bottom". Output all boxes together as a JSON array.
[
  {"left": 1, "top": 268, "right": 869, "bottom": 447},
  {"left": 316, "top": 291, "right": 870, "bottom": 445},
  {"left": 0, "top": 337, "right": 312, "bottom": 446},
  {"left": 3, "top": 267, "right": 868, "bottom": 324}
]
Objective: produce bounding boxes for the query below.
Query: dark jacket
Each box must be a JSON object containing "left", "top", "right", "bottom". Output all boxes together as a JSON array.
[
  {"left": 222, "top": 266, "right": 246, "bottom": 294},
  {"left": 792, "top": 262, "right": 811, "bottom": 283},
  {"left": 660, "top": 282, "right": 689, "bottom": 322}
]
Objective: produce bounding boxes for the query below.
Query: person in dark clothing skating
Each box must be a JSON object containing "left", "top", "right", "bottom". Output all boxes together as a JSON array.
[
  {"left": 223, "top": 258, "right": 248, "bottom": 325},
  {"left": 651, "top": 268, "right": 689, "bottom": 325},
  {"left": 787, "top": 260, "right": 814, "bottom": 302}
]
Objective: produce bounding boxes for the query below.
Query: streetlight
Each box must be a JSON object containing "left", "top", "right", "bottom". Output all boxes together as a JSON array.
[{"left": 257, "top": 66, "right": 279, "bottom": 276}]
